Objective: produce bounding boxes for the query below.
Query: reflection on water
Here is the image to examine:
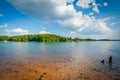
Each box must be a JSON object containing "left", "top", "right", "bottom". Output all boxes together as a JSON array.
[
  {"left": 0, "top": 41, "right": 120, "bottom": 80},
  {"left": 109, "top": 62, "right": 113, "bottom": 67}
]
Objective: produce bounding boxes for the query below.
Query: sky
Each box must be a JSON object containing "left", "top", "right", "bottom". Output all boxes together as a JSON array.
[{"left": 0, "top": 0, "right": 120, "bottom": 39}]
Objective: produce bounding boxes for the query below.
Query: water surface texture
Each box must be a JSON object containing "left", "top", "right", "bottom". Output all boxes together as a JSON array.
[{"left": 0, "top": 41, "right": 120, "bottom": 80}]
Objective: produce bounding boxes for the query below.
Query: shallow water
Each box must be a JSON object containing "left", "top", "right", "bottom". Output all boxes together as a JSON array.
[{"left": 0, "top": 41, "right": 120, "bottom": 80}]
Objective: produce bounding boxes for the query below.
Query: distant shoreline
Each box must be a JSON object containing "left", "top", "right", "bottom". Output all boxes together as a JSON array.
[
  {"left": 0, "top": 34, "right": 120, "bottom": 42},
  {"left": 0, "top": 40, "right": 120, "bottom": 43}
]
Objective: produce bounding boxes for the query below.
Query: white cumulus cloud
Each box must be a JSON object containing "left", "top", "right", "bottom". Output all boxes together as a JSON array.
[
  {"left": 76, "top": 0, "right": 100, "bottom": 13},
  {"left": 58, "top": 14, "right": 112, "bottom": 34},
  {"left": 5, "top": 28, "right": 29, "bottom": 35},
  {"left": 7, "top": 0, "right": 112, "bottom": 36},
  {"left": 92, "top": 2, "right": 99, "bottom": 13},
  {"left": 76, "top": 0, "right": 93, "bottom": 8},
  {"left": 39, "top": 30, "right": 51, "bottom": 34}
]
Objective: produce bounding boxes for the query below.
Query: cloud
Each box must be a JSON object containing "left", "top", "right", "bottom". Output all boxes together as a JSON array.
[
  {"left": 7, "top": 0, "right": 72, "bottom": 21},
  {"left": 92, "top": 2, "right": 99, "bottom": 13},
  {"left": 7, "top": 0, "right": 111, "bottom": 35},
  {"left": 76, "top": 0, "right": 100, "bottom": 13},
  {"left": 58, "top": 14, "right": 112, "bottom": 34},
  {"left": 103, "top": 2, "right": 108, "bottom": 6},
  {"left": 109, "top": 22, "right": 120, "bottom": 26},
  {"left": 103, "top": 31, "right": 120, "bottom": 39},
  {"left": 0, "top": 24, "right": 7, "bottom": 28},
  {"left": 88, "top": 12, "right": 94, "bottom": 16},
  {"left": 39, "top": 30, "right": 50, "bottom": 34},
  {"left": 67, "top": 0, "right": 74, "bottom": 3},
  {"left": 69, "top": 31, "right": 77, "bottom": 37},
  {"left": 70, "top": 31, "right": 76, "bottom": 35},
  {"left": 76, "top": 0, "right": 93, "bottom": 9},
  {"left": 5, "top": 28, "right": 29, "bottom": 35},
  {"left": 0, "top": 13, "right": 3, "bottom": 17}
]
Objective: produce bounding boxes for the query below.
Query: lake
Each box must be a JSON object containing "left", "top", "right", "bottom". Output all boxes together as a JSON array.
[{"left": 0, "top": 41, "right": 120, "bottom": 80}]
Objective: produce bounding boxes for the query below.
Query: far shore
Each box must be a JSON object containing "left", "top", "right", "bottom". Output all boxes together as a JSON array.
[
  {"left": 0, "top": 34, "right": 120, "bottom": 42},
  {"left": 0, "top": 40, "right": 120, "bottom": 43}
]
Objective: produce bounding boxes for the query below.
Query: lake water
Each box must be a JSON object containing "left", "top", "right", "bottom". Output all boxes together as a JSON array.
[{"left": 0, "top": 41, "right": 120, "bottom": 80}]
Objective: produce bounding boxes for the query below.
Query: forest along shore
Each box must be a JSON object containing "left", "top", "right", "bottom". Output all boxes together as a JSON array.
[{"left": 1, "top": 34, "right": 120, "bottom": 42}]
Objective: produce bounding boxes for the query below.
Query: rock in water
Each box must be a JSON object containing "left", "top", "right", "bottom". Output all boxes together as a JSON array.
[
  {"left": 101, "top": 59, "right": 104, "bottom": 64},
  {"left": 109, "top": 56, "right": 112, "bottom": 63}
]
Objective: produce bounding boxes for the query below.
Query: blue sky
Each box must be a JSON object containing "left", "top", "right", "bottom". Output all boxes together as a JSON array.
[{"left": 0, "top": 0, "right": 120, "bottom": 39}]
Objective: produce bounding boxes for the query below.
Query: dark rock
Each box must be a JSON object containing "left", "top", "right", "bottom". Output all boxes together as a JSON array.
[
  {"left": 101, "top": 59, "right": 104, "bottom": 64},
  {"left": 38, "top": 72, "right": 47, "bottom": 80},
  {"left": 109, "top": 56, "right": 112, "bottom": 63},
  {"left": 35, "top": 70, "right": 38, "bottom": 73}
]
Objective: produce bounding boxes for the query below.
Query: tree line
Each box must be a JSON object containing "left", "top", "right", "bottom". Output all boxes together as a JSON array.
[{"left": 0, "top": 34, "right": 97, "bottom": 42}]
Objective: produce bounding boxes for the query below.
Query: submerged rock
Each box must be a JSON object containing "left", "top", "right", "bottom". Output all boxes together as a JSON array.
[
  {"left": 38, "top": 72, "right": 47, "bottom": 80},
  {"left": 101, "top": 59, "right": 104, "bottom": 64},
  {"left": 109, "top": 56, "right": 112, "bottom": 63}
]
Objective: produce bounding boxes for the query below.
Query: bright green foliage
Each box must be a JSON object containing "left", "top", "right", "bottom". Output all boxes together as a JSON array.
[
  {"left": 0, "top": 36, "right": 9, "bottom": 41},
  {"left": 0, "top": 34, "right": 97, "bottom": 42}
]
